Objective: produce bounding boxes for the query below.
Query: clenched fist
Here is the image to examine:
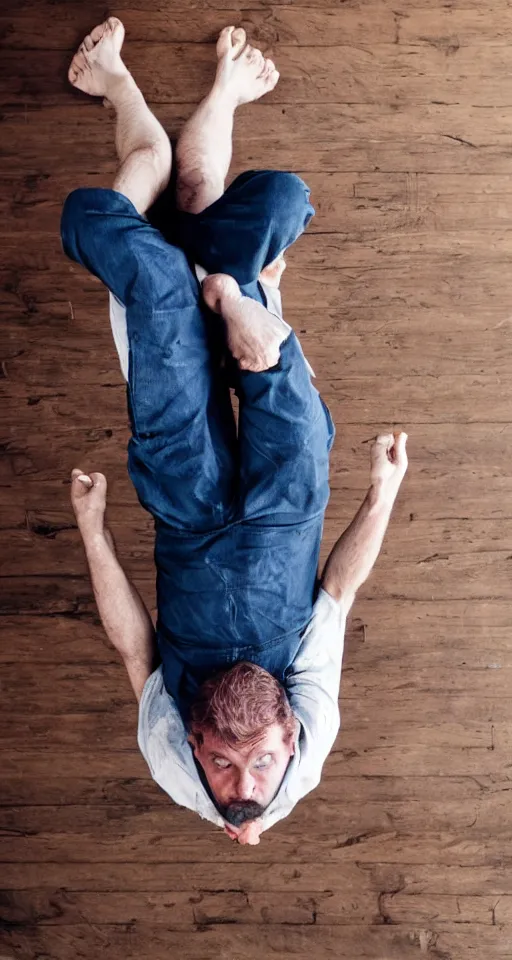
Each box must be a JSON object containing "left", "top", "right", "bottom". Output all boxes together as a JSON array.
[
  {"left": 369, "top": 432, "right": 408, "bottom": 507},
  {"left": 70, "top": 468, "right": 108, "bottom": 536}
]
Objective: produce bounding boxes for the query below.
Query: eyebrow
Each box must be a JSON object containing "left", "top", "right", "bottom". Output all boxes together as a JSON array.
[{"left": 210, "top": 750, "right": 274, "bottom": 762}]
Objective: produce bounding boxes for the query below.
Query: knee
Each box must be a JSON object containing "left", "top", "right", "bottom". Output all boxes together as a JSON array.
[
  {"left": 258, "top": 171, "right": 310, "bottom": 211},
  {"left": 60, "top": 188, "right": 95, "bottom": 261},
  {"left": 255, "top": 171, "right": 314, "bottom": 251},
  {"left": 176, "top": 167, "right": 221, "bottom": 214},
  {"left": 61, "top": 187, "right": 90, "bottom": 225}
]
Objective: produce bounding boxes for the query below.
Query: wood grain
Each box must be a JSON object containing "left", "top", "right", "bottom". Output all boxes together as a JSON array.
[{"left": 2, "top": 2, "right": 512, "bottom": 959}]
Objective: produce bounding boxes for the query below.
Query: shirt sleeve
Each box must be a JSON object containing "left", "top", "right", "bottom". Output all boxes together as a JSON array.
[
  {"left": 137, "top": 668, "right": 224, "bottom": 827},
  {"left": 285, "top": 587, "right": 346, "bottom": 782}
]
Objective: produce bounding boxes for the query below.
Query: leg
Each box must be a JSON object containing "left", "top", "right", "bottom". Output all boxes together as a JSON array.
[
  {"left": 175, "top": 169, "right": 314, "bottom": 290},
  {"left": 203, "top": 273, "right": 287, "bottom": 372},
  {"left": 68, "top": 17, "right": 171, "bottom": 214},
  {"left": 202, "top": 269, "right": 335, "bottom": 525},
  {"left": 194, "top": 171, "right": 333, "bottom": 525},
  {"left": 175, "top": 26, "right": 279, "bottom": 214},
  {"left": 63, "top": 23, "right": 239, "bottom": 532}
]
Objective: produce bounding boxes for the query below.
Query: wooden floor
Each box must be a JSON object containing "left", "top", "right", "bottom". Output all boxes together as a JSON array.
[{"left": 2, "top": 0, "right": 512, "bottom": 957}]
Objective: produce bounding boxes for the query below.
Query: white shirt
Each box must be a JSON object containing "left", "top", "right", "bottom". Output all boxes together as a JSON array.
[{"left": 138, "top": 587, "right": 346, "bottom": 830}]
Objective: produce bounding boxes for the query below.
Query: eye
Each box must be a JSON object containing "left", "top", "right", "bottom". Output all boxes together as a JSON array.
[
  {"left": 213, "top": 757, "right": 231, "bottom": 769},
  {"left": 254, "top": 754, "right": 273, "bottom": 770}
]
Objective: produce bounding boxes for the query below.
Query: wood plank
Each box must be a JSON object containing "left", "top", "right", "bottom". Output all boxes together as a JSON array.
[
  {"left": 1, "top": 861, "right": 378, "bottom": 894},
  {"left": 3, "top": 547, "right": 512, "bottom": 605},
  {"left": 381, "top": 892, "right": 498, "bottom": 925},
  {"left": 7, "top": 99, "right": 512, "bottom": 150},
  {"left": 0, "top": 775, "right": 161, "bottom": 807},
  {"left": 0, "top": 735, "right": 507, "bottom": 783},
  {"left": 8, "top": 170, "right": 512, "bottom": 237},
  {"left": 9, "top": 885, "right": 506, "bottom": 929},
  {"left": 3, "top": 594, "right": 512, "bottom": 661},
  {"left": 6, "top": 924, "right": 512, "bottom": 960},
  {"left": 5, "top": 235, "right": 512, "bottom": 312},
  {"left": 6, "top": 518, "right": 512, "bottom": 602},
  {"left": 4, "top": 374, "right": 512, "bottom": 428},
  {"left": 1, "top": 319, "right": 511, "bottom": 382},
  {"left": 6, "top": 859, "right": 512, "bottom": 897},
  {"left": 3, "top": 793, "right": 512, "bottom": 855},
  {"left": 400, "top": 6, "right": 512, "bottom": 44},
  {"left": 2, "top": 423, "right": 512, "bottom": 524},
  {"left": 4, "top": 44, "right": 512, "bottom": 107},
  {"left": 0, "top": 6, "right": 397, "bottom": 49},
  {"left": 1, "top": 772, "right": 500, "bottom": 807},
  {"left": 0, "top": 887, "right": 378, "bottom": 926},
  {"left": 0, "top": 706, "right": 498, "bottom": 753},
  {"left": 2, "top": 658, "right": 509, "bottom": 716},
  {"left": 4, "top": 101, "right": 512, "bottom": 175},
  {"left": 3, "top": 0, "right": 512, "bottom": 11},
  {"left": 3, "top": 4, "right": 512, "bottom": 49},
  {"left": 3, "top": 811, "right": 512, "bottom": 867},
  {"left": 5, "top": 520, "right": 512, "bottom": 601}
]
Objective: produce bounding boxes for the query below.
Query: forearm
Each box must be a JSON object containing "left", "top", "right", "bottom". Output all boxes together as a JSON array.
[
  {"left": 321, "top": 484, "right": 395, "bottom": 606},
  {"left": 81, "top": 528, "right": 156, "bottom": 666}
]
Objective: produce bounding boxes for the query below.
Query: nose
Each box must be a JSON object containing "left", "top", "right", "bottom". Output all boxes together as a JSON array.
[{"left": 237, "top": 770, "right": 256, "bottom": 801}]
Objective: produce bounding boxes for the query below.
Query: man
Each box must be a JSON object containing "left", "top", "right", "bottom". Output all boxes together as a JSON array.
[{"left": 61, "top": 19, "right": 408, "bottom": 845}]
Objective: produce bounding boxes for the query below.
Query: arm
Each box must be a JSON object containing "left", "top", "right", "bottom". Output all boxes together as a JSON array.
[
  {"left": 70, "top": 468, "right": 158, "bottom": 701},
  {"left": 321, "top": 431, "right": 408, "bottom": 609}
]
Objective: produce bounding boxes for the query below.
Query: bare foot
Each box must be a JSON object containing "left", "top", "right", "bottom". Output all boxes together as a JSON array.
[
  {"left": 203, "top": 274, "right": 287, "bottom": 373},
  {"left": 68, "top": 17, "right": 129, "bottom": 97},
  {"left": 213, "top": 26, "right": 279, "bottom": 105}
]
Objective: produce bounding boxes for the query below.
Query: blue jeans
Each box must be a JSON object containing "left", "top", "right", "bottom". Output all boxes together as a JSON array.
[{"left": 61, "top": 170, "right": 336, "bottom": 719}]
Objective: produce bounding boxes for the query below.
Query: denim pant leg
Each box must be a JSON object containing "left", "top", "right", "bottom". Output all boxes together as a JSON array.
[
  {"left": 172, "top": 170, "right": 335, "bottom": 524},
  {"left": 237, "top": 330, "right": 335, "bottom": 524},
  {"left": 61, "top": 187, "right": 238, "bottom": 530}
]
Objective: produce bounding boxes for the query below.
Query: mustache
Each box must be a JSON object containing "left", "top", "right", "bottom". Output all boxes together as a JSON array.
[{"left": 220, "top": 800, "right": 266, "bottom": 826}]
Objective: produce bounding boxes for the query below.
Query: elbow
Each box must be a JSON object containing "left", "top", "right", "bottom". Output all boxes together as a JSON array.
[{"left": 321, "top": 578, "right": 355, "bottom": 611}]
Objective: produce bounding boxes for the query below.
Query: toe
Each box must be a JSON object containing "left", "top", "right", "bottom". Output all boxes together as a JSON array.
[
  {"left": 258, "top": 57, "right": 274, "bottom": 79},
  {"left": 267, "top": 68, "right": 280, "bottom": 89},
  {"left": 245, "top": 45, "right": 264, "bottom": 69},
  {"left": 216, "top": 25, "right": 235, "bottom": 59},
  {"left": 82, "top": 33, "right": 95, "bottom": 52},
  {"left": 90, "top": 21, "right": 108, "bottom": 44},
  {"left": 89, "top": 17, "right": 123, "bottom": 45},
  {"left": 231, "top": 27, "right": 247, "bottom": 57},
  {"left": 68, "top": 50, "right": 87, "bottom": 81}
]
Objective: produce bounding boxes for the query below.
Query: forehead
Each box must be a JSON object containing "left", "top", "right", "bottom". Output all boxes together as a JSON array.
[{"left": 202, "top": 723, "right": 286, "bottom": 758}]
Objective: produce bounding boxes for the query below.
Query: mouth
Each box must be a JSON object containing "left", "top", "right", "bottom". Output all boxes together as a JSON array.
[{"left": 220, "top": 799, "right": 266, "bottom": 826}]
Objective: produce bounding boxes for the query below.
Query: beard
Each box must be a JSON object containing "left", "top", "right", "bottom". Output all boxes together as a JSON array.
[{"left": 219, "top": 800, "right": 267, "bottom": 826}]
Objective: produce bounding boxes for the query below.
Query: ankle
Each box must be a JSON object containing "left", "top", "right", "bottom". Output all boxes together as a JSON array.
[
  {"left": 203, "top": 273, "right": 241, "bottom": 314},
  {"left": 104, "top": 69, "right": 137, "bottom": 105},
  {"left": 206, "top": 84, "right": 238, "bottom": 114}
]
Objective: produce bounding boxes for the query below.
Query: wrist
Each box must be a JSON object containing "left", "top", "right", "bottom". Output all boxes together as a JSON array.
[
  {"left": 80, "top": 525, "right": 110, "bottom": 553},
  {"left": 367, "top": 481, "right": 396, "bottom": 514}
]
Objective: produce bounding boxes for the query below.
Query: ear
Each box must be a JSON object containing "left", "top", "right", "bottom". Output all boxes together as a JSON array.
[
  {"left": 284, "top": 719, "right": 299, "bottom": 756},
  {"left": 187, "top": 733, "right": 199, "bottom": 753}
]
